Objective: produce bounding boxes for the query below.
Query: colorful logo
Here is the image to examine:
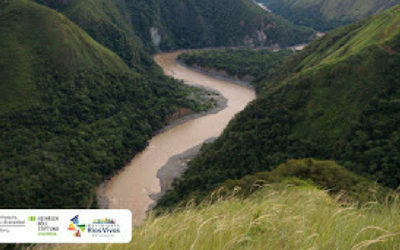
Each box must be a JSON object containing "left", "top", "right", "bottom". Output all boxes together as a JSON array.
[
  {"left": 67, "top": 215, "right": 86, "bottom": 237},
  {"left": 87, "top": 218, "right": 120, "bottom": 234},
  {"left": 93, "top": 218, "right": 116, "bottom": 224},
  {"left": 28, "top": 216, "right": 36, "bottom": 222}
]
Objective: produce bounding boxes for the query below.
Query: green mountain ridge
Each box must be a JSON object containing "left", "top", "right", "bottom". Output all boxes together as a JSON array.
[
  {"left": 0, "top": 0, "right": 128, "bottom": 111},
  {"left": 35, "top": 0, "right": 314, "bottom": 55},
  {"left": 158, "top": 5, "right": 400, "bottom": 207},
  {"left": 256, "top": 0, "right": 400, "bottom": 31},
  {"left": 216, "top": 159, "right": 389, "bottom": 203}
]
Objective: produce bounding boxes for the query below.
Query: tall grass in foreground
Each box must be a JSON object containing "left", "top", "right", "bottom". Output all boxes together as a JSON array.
[{"left": 57, "top": 185, "right": 400, "bottom": 250}]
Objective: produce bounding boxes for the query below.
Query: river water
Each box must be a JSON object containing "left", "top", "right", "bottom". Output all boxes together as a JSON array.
[{"left": 104, "top": 51, "right": 256, "bottom": 225}]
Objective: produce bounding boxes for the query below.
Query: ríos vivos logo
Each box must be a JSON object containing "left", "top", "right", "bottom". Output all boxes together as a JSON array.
[
  {"left": 68, "top": 215, "right": 121, "bottom": 239},
  {"left": 88, "top": 217, "right": 121, "bottom": 235}
]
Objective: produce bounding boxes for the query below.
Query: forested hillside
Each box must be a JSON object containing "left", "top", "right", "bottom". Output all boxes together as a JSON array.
[
  {"left": 256, "top": 0, "right": 400, "bottom": 31},
  {"left": 158, "top": 5, "right": 400, "bottom": 207},
  {"left": 0, "top": 0, "right": 206, "bottom": 208},
  {"left": 0, "top": 0, "right": 315, "bottom": 209},
  {"left": 35, "top": 0, "right": 313, "bottom": 55},
  {"left": 178, "top": 48, "right": 293, "bottom": 90}
]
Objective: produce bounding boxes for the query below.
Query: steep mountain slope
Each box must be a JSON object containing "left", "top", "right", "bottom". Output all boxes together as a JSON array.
[
  {"left": 35, "top": 0, "right": 154, "bottom": 70},
  {"left": 0, "top": 0, "right": 203, "bottom": 208},
  {"left": 0, "top": 0, "right": 127, "bottom": 112},
  {"left": 159, "top": 5, "right": 400, "bottom": 206},
  {"left": 256, "top": 0, "right": 400, "bottom": 31},
  {"left": 35, "top": 0, "right": 314, "bottom": 56}
]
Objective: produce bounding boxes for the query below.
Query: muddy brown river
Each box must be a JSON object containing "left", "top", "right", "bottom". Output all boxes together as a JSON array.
[{"left": 104, "top": 51, "right": 256, "bottom": 225}]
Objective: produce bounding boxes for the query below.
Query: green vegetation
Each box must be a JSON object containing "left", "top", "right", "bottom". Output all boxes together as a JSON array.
[
  {"left": 178, "top": 49, "right": 293, "bottom": 90},
  {"left": 0, "top": 0, "right": 313, "bottom": 210},
  {"left": 159, "top": 159, "right": 388, "bottom": 207},
  {"left": 35, "top": 0, "right": 314, "bottom": 54},
  {"left": 217, "top": 159, "right": 389, "bottom": 204},
  {"left": 159, "top": 5, "right": 400, "bottom": 208},
  {"left": 256, "top": 0, "right": 400, "bottom": 31},
  {"left": 1, "top": 1, "right": 398, "bottom": 248},
  {"left": 54, "top": 0, "right": 154, "bottom": 69},
  {"left": 0, "top": 0, "right": 209, "bottom": 208},
  {"left": 56, "top": 182, "right": 400, "bottom": 249}
]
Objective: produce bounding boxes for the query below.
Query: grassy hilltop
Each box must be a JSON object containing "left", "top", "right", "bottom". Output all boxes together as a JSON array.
[
  {"left": 119, "top": 185, "right": 400, "bottom": 249},
  {"left": 54, "top": 160, "right": 400, "bottom": 249}
]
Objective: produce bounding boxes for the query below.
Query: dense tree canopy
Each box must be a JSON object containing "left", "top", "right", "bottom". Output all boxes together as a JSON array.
[{"left": 0, "top": 0, "right": 209, "bottom": 208}]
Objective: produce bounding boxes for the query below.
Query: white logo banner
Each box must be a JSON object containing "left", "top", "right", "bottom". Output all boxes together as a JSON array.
[{"left": 0, "top": 209, "right": 132, "bottom": 243}]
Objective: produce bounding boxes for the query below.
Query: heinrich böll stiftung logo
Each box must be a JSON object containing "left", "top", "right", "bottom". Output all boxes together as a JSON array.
[{"left": 67, "top": 215, "right": 86, "bottom": 237}]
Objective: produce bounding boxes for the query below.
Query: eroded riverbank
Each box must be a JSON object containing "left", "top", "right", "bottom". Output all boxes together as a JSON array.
[{"left": 102, "top": 51, "right": 256, "bottom": 225}]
